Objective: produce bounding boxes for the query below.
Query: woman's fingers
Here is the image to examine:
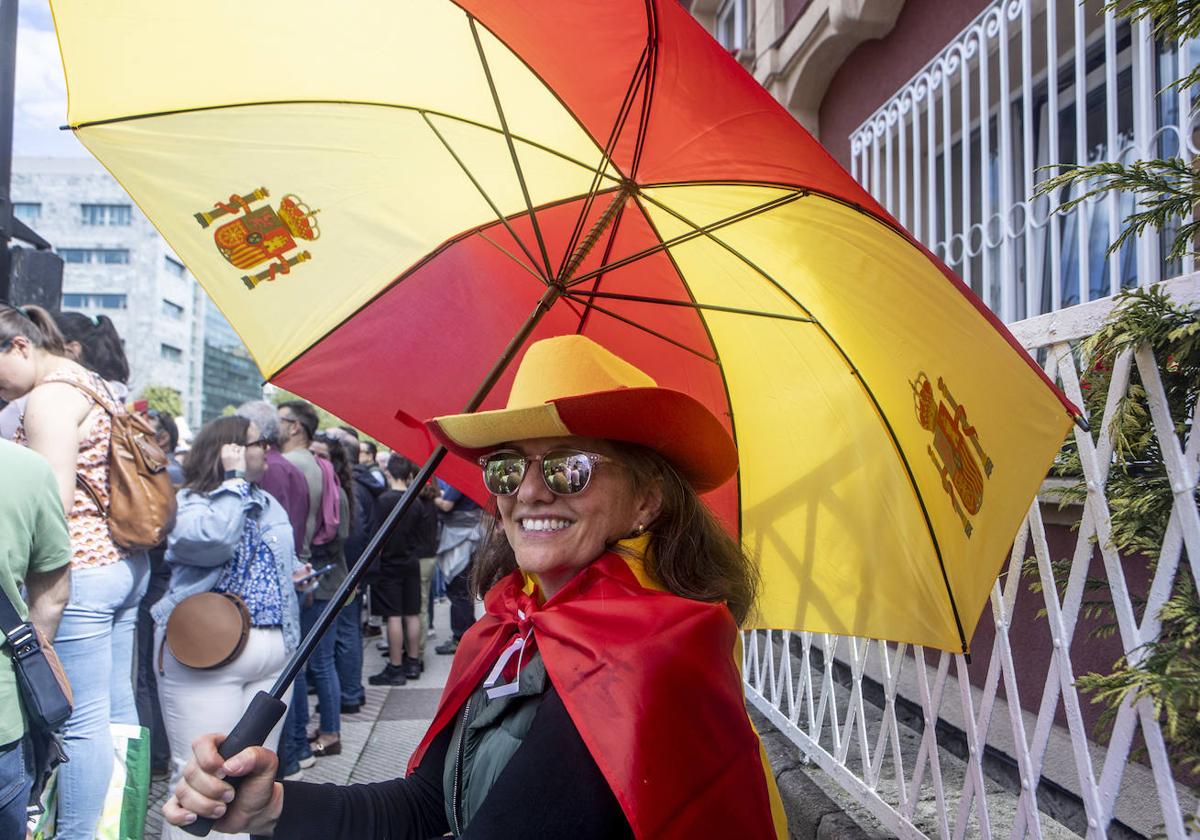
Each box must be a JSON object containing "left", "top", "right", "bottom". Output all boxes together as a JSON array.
[
  {"left": 171, "top": 781, "right": 229, "bottom": 823},
  {"left": 164, "top": 734, "right": 235, "bottom": 825},
  {"left": 220, "top": 442, "right": 247, "bottom": 471},
  {"left": 192, "top": 732, "right": 231, "bottom": 778},
  {"left": 162, "top": 792, "right": 199, "bottom": 827}
]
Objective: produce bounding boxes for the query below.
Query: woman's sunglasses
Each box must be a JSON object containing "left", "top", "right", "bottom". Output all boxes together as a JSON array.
[{"left": 478, "top": 448, "right": 612, "bottom": 496}]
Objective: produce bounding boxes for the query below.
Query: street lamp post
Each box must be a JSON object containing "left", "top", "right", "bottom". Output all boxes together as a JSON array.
[{"left": 0, "top": 0, "right": 17, "bottom": 300}]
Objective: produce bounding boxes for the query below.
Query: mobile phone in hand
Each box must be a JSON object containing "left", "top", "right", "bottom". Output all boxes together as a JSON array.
[{"left": 295, "top": 563, "right": 336, "bottom": 585}]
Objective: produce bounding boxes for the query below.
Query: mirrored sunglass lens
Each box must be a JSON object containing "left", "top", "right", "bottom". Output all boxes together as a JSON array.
[
  {"left": 483, "top": 455, "right": 525, "bottom": 495},
  {"left": 542, "top": 451, "right": 592, "bottom": 494}
]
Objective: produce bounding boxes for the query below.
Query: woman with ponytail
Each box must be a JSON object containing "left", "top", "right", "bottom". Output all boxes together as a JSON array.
[
  {"left": 0, "top": 303, "right": 150, "bottom": 838},
  {"left": 53, "top": 311, "right": 131, "bottom": 388}
]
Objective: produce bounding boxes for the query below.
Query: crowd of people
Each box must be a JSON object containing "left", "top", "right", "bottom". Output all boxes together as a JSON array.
[{"left": 0, "top": 303, "right": 484, "bottom": 839}]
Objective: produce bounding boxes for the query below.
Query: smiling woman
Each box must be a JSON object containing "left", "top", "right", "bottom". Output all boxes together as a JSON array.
[{"left": 164, "top": 335, "right": 787, "bottom": 839}]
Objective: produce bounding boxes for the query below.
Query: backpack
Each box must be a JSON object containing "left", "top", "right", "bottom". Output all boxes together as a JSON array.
[{"left": 71, "top": 380, "right": 177, "bottom": 551}]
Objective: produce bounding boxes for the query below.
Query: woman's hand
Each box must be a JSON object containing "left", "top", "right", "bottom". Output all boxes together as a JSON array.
[
  {"left": 163, "top": 733, "right": 283, "bottom": 836},
  {"left": 220, "top": 443, "right": 247, "bottom": 473},
  {"left": 292, "top": 563, "right": 317, "bottom": 593}
]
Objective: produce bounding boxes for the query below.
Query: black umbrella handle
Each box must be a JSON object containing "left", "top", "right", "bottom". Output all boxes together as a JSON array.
[{"left": 180, "top": 691, "right": 287, "bottom": 837}]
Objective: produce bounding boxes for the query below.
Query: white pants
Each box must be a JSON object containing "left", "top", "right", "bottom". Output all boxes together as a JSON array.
[{"left": 155, "top": 626, "right": 290, "bottom": 840}]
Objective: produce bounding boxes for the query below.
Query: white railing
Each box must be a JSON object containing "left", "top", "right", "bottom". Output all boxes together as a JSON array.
[
  {"left": 849, "top": 0, "right": 1197, "bottom": 324},
  {"left": 745, "top": 273, "right": 1200, "bottom": 839}
]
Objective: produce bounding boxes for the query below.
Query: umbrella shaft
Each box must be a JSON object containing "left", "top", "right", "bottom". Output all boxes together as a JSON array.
[
  {"left": 268, "top": 283, "right": 563, "bottom": 699},
  {"left": 561, "top": 182, "right": 633, "bottom": 282}
]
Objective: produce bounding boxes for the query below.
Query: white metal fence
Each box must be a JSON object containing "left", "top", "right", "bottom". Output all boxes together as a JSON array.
[
  {"left": 745, "top": 272, "right": 1200, "bottom": 838},
  {"left": 849, "top": 0, "right": 1197, "bottom": 325}
]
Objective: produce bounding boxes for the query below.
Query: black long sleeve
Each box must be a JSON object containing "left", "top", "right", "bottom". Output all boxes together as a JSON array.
[
  {"left": 273, "top": 689, "right": 632, "bottom": 839},
  {"left": 274, "top": 721, "right": 451, "bottom": 839}
]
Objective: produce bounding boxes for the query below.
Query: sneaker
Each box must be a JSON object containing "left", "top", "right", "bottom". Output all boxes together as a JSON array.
[
  {"left": 282, "top": 767, "right": 305, "bottom": 782},
  {"left": 368, "top": 664, "right": 407, "bottom": 686},
  {"left": 427, "top": 629, "right": 436, "bottom": 638},
  {"left": 341, "top": 701, "right": 363, "bottom": 714},
  {"left": 435, "top": 638, "right": 459, "bottom": 655},
  {"left": 151, "top": 765, "right": 171, "bottom": 783},
  {"left": 298, "top": 754, "right": 316, "bottom": 770},
  {"left": 375, "top": 639, "right": 389, "bottom": 650},
  {"left": 403, "top": 656, "right": 423, "bottom": 680}
]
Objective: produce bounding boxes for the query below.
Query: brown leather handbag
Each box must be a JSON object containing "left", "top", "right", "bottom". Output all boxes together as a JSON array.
[
  {"left": 70, "top": 380, "right": 177, "bottom": 551},
  {"left": 165, "top": 591, "right": 251, "bottom": 670}
]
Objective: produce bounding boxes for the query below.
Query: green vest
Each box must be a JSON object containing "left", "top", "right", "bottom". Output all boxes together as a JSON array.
[{"left": 443, "top": 650, "right": 549, "bottom": 833}]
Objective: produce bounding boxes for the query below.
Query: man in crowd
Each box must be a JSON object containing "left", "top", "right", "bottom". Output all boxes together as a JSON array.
[
  {"left": 147, "top": 409, "right": 184, "bottom": 485},
  {"left": 433, "top": 481, "right": 483, "bottom": 655},
  {"left": 276, "top": 400, "right": 327, "bottom": 777},
  {"left": 356, "top": 440, "right": 387, "bottom": 490},
  {"left": 237, "top": 401, "right": 310, "bottom": 558},
  {"left": 0, "top": 440, "right": 71, "bottom": 834},
  {"left": 326, "top": 427, "right": 383, "bottom": 713}
]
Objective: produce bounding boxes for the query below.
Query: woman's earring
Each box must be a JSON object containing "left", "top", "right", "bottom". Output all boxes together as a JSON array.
[{"left": 634, "top": 523, "right": 646, "bottom": 536}]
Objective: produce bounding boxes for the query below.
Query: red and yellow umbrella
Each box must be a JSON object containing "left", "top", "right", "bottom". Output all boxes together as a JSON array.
[{"left": 51, "top": 0, "right": 1078, "bottom": 655}]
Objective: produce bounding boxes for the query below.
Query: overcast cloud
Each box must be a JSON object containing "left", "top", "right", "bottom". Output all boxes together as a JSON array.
[{"left": 14, "top": 0, "right": 85, "bottom": 157}]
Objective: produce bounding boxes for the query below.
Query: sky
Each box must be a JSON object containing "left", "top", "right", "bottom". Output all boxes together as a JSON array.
[{"left": 12, "top": 0, "right": 85, "bottom": 157}]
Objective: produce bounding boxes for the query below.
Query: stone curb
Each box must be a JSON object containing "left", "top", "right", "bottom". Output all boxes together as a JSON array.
[{"left": 750, "top": 708, "right": 885, "bottom": 840}]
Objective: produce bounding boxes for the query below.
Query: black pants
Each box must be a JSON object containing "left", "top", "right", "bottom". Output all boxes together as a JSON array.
[
  {"left": 135, "top": 549, "right": 171, "bottom": 770},
  {"left": 447, "top": 562, "right": 475, "bottom": 641}
]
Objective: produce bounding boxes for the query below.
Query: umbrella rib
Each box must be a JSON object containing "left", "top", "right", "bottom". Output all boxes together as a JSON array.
[
  {"left": 567, "top": 289, "right": 817, "bottom": 324},
  {"left": 564, "top": 190, "right": 806, "bottom": 288},
  {"left": 477, "top": 231, "right": 548, "bottom": 286},
  {"left": 635, "top": 190, "right": 817, "bottom": 320},
  {"left": 560, "top": 44, "right": 651, "bottom": 281},
  {"left": 637, "top": 191, "right": 970, "bottom": 655},
  {"left": 561, "top": 296, "right": 719, "bottom": 364},
  {"left": 69, "top": 100, "right": 620, "bottom": 189},
  {"left": 628, "top": 0, "right": 660, "bottom": 178},
  {"left": 422, "top": 112, "right": 547, "bottom": 284},
  {"left": 469, "top": 16, "right": 556, "bottom": 281}
]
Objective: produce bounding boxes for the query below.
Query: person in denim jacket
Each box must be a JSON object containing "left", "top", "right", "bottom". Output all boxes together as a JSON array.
[{"left": 151, "top": 416, "right": 308, "bottom": 840}]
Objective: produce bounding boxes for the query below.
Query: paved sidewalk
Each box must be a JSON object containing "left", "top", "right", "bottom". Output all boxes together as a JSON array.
[{"left": 144, "top": 600, "right": 458, "bottom": 838}]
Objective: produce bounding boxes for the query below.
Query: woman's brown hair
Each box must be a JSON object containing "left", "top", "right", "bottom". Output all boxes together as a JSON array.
[
  {"left": 0, "top": 304, "right": 67, "bottom": 355},
  {"left": 472, "top": 442, "right": 760, "bottom": 625},
  {"left": 182, "top": 415, "right": 251, "bottom": 495}
]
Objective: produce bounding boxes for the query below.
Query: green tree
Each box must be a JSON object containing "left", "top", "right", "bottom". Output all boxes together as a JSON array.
[{"left": 140, "top": 384, "right": 183, "bottom": 418}]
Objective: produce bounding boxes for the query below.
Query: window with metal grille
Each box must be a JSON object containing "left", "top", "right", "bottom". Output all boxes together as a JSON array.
[{"left": 849, "top": 3, "right": 1197, "bottom": 322}]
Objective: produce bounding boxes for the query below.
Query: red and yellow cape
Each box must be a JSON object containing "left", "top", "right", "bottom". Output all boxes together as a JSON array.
[{"left": 407, "top": 538, "right": 787, "bottom": 839}]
